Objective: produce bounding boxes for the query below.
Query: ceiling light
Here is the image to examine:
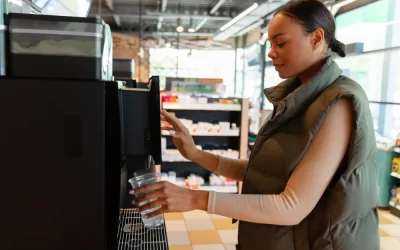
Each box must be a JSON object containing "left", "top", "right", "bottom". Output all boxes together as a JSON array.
[
  {"left": 188, "top": 18, "right": 195, "bottom": 32},
  {"left": 176, "top": 18, "right": 184, "bottom": 32},
  {"left": 210, "top": 0, "right": 227, "bottom": 15},
  {"left": 195, "top": 17, "right": 209, "bottom": 31},
  {"left": 220, "top": 2, "right": 259, "bottom": 31}
]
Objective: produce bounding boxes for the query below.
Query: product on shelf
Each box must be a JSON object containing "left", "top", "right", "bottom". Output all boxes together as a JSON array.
[
  {"left": 163, "top": 149, "right": 190, "bottom": 162},
  {"left": 390, "top": 185, "right": 400, "bottom": 209},
  {"left": 161, "top": 137, "right": 167, "bottom": 155},
  {"left": 396, "top": 132, "right": 400, "bottom": 147},
  {"left": 160, "top": 171, "right": 237, "bottom": 190},
  {"left": 161, "top": 94, "right": 241, "bottom": 105},
  {"left": 209, "top": 174, "right": 237, "bottom": 186},
  {"left": 393, "top": 157, "right": 400, "bottom": 175},
  {"left": 161, "top": 95, "right": 178, "bottom": 103},
  {"left": 168, "top": 171, "right": 177, "bottom": 183},
  {"left": 375, "top": 132, "right": 395, "bottom": 150},
  {"left": 204, "top": 149, "right": 239, "bottom": 159},
  {"left": 185, "top": 174, "right": 205, "bottom": 189}
]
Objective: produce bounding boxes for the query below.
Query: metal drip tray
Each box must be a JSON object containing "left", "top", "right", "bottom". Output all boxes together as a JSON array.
[{"left": 118, "top": 209, "right": 169, "bottom": 250}]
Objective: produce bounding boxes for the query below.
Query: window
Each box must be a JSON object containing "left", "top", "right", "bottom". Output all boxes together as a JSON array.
[
  {"left": 235, "top": 48, "right": 244, "bottom": 96},
  {"left": 369, "top": 103, "right": 400, "bottom": 140},
  {"left": 336, "top": 0, "right": 400, "bottom": 51},
  {"left": 263, "top": 66, "right": 283, "bottom": 110},
  {"left": 32, "top": 0, "right": 91, "bottom": 17},
  {"left": 150, "top": 48, "right": 236, "bottom": 95},
  {"left": 335, "top": 0, "right": 400, "bottom": 139},
  {"left": 242, "top": 44, "right": 263, "bottom": 103}
]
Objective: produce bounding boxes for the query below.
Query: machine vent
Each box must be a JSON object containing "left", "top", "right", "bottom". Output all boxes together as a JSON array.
[{"left": 118, "top": 209, "right": 169, "bottom": 250}]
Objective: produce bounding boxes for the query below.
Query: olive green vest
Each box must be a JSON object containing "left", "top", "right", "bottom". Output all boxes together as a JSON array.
[{"left": 236, "top": 57, "right": 380, "bottom": 250}]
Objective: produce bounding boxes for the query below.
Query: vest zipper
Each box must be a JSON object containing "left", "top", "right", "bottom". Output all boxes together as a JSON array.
[
  {"left": 242, "top": 103, "right": 286, "bottom": 182},
  {"left": 241, "top": 103, "right": 285, "bottom": 186}
]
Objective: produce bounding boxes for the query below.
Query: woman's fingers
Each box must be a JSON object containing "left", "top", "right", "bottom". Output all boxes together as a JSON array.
[
  {"left": 132, "top": 181, "right": 165, "bottom": 195},
  {"left": 134, "top": 188, "right": 165, "bottom": 205},
  {"left": 137, "top": 198, "right": 167, "bottom": 213},
  {"left": 161, "top": 110, "right": 186, "bottom": 131},
  {"left": 160, "top": 128, "right": 180, "bottom": 137},
  {"left": 143, "top": 206, "right": 169, "bottom": 218},
  {"left": 161, "top": 126, "right": 174, "bottom": 131},
  {"left": 131, "top": 181, "right": 196, "bottom": 218}
]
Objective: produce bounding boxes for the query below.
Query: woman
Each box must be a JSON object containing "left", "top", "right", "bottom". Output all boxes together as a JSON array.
[{"left": 131, "top": 0, "right": 380, "bottom": 249}]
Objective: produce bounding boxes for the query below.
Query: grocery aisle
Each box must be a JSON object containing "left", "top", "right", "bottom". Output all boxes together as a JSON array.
[{"left": 165, "top": 209, "right": 400, "bottom": 250}]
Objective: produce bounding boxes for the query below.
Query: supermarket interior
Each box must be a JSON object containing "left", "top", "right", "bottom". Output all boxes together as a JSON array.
[{"left": 1, "top": 0, "right": 400, "bottom": 250}]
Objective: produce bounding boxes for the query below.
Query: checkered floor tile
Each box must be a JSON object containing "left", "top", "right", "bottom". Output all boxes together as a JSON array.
[{"left": 164, "top": 209, "right": 400, "bottom": 250}]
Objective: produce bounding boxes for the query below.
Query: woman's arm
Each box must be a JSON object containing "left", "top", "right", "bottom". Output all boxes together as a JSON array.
[
  {"left": 191, "top": 150, "right": 248, "bottom": 181},
  {"left": 194, "top": 99, "right": 353, "bottom": 225}
]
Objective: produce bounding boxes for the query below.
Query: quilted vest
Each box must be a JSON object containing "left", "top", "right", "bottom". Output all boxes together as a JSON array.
[{"left": 236, "top": 57, "right": 380, "bottom": 250}]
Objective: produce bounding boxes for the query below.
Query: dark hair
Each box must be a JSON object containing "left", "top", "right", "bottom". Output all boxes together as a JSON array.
[{"left": 275, "top": 0, "right": 346, "bottom": 57}]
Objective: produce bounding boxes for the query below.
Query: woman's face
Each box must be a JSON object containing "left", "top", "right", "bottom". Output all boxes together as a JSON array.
[{"left": 267, "top": 14, "right": 321, "bottom": 79}]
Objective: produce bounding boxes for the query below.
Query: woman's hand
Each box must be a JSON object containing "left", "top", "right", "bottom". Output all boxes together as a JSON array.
[
  {"left": 161, "top": 109, "right": 199, "bottom": 161},
  {"left": 130, "top": 181, "right": 209, "bottom": 218}
]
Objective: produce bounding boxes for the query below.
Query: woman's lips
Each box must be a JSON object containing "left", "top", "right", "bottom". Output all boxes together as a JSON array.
[{"left": 274, "top": 64, "right": 284, "bottom": 71}]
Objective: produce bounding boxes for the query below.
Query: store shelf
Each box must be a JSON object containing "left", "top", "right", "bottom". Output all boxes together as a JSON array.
[
  {"left": 391, "top": 172, "right": 400, "bottom": 180},
  {"left": 394, "top": 147, "right": 400, "bottom": 153},
  {"left": 389, "top": 202, "right": 400, "bottom": 218},
  {"left": 163, "top": 102, "right": 241, "bottom": 111},
  {"left": 162, "top": 130, "right": 239, "bottom": 137}
]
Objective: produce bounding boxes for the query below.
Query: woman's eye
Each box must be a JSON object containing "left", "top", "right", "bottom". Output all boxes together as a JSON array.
[{"left": 277, "top": 42, "right": 286, "bottom": 48}]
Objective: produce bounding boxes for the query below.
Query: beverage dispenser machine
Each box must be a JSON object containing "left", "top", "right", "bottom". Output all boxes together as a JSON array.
[{"left": 0, "top": 76, "right": 168, "bottom": 250}]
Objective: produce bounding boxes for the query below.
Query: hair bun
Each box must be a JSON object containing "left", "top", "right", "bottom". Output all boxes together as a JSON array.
[{"left": 331, "top": 39, "right": 346, "bottom": 57}]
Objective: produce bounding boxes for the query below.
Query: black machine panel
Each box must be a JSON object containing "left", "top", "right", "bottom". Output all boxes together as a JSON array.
[
  {"left": 119, "top": 76, "right": 162, "bottom": 165},
  {"left": 0, "top": 77, "right": 121, "bottom": 250}
]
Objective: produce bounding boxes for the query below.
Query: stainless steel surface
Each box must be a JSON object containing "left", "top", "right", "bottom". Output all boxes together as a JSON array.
[{"left": 118, "top": 209, "right": 168, "bottom": 250}]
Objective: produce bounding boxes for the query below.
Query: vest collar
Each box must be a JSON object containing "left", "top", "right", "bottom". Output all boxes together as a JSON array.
[{"left": 264, "top": 56, "right": 342, "bottom": 119}]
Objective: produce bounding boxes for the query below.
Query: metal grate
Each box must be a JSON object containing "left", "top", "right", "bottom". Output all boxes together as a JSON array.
[{"left": 118, "top": 209, "right": 169, "bottom": 250}]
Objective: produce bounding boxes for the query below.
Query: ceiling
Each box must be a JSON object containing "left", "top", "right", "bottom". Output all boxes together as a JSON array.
[
  {"left": 88, "top": 0, "right": 372, "bottom": 48},
  {"left": 88, "top": 0, "right": 288, "bottom": 39}
]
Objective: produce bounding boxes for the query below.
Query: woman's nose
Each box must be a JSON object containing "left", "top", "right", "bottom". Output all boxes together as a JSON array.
[{"left": 268, "top": 48, "right": 277, "bottom": 59}]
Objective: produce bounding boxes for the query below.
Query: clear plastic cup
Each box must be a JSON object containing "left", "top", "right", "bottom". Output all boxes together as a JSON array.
[{"left": 128, "top": 173, "right": 164, "bottom": 228}]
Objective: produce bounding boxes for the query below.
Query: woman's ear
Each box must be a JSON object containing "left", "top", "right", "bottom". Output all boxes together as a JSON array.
[{"left": 311, "top": 28, "right": 325, "bottom": 51}]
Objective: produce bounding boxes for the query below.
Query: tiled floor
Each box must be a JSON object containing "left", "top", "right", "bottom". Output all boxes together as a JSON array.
[{"left": 164, "top": 209, "right": 400, "bottom": 250}]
